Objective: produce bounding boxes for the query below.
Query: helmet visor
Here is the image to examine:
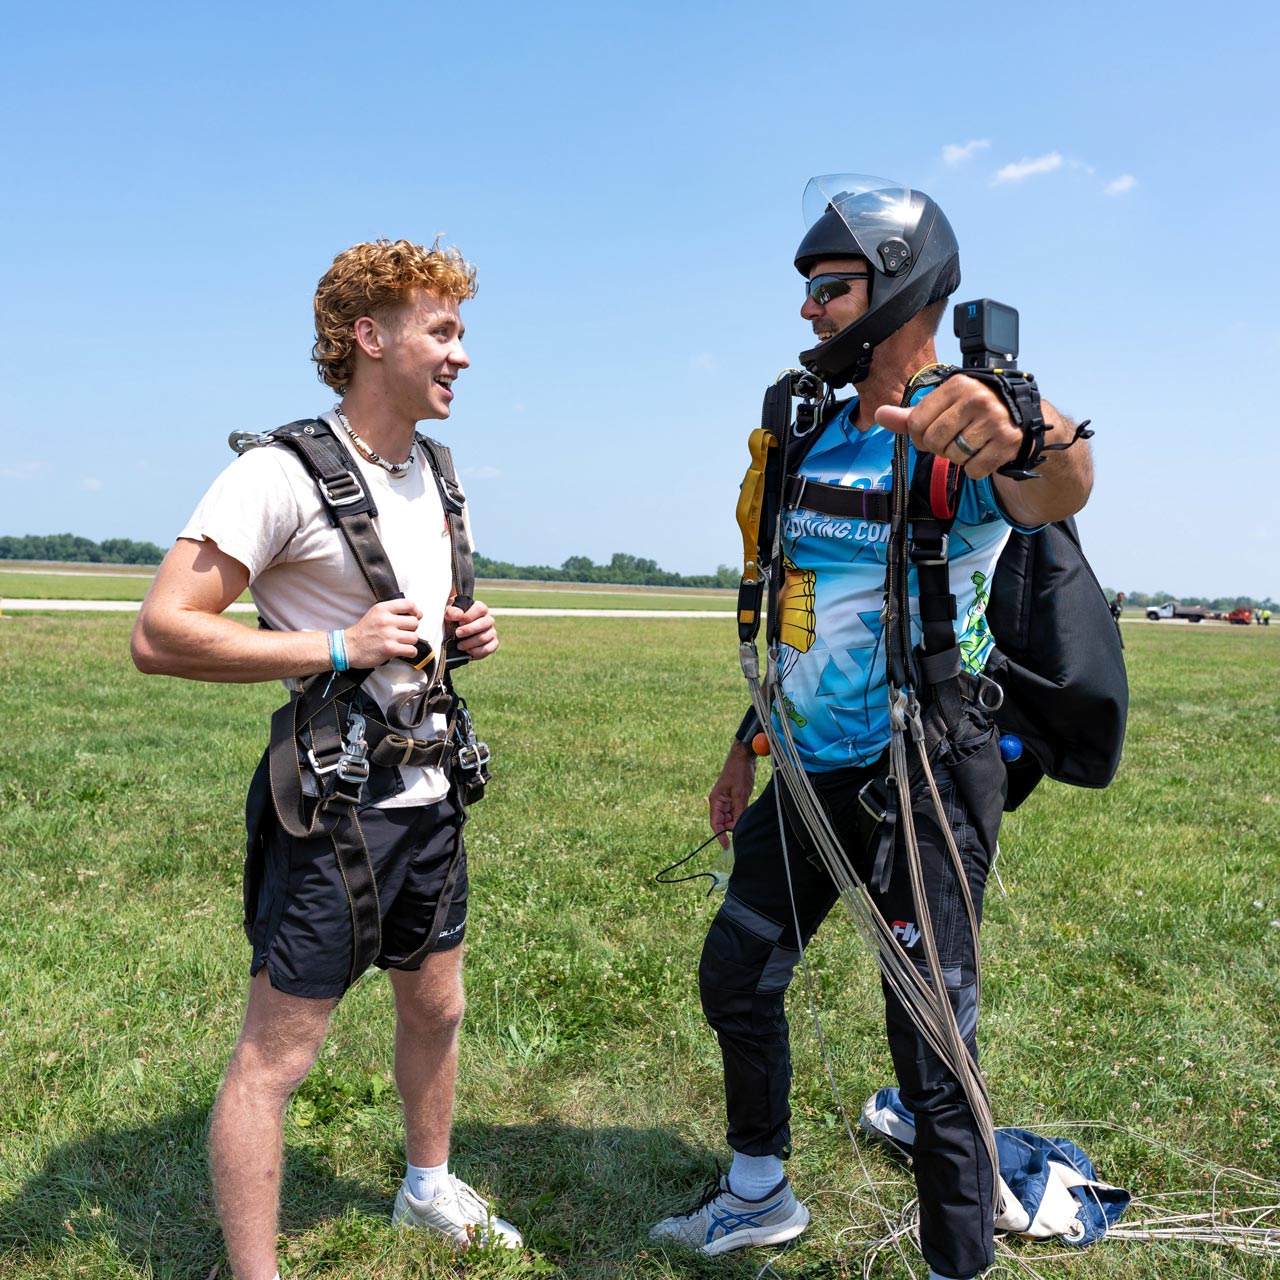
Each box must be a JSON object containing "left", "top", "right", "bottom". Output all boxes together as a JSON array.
[{"left": 802, "top": 174, "right": 914, "bottom": 263}]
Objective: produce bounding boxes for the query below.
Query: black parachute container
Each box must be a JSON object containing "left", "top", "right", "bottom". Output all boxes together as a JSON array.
[{"left": 985, "top": 516, "right": 1128, "bottom": 811}]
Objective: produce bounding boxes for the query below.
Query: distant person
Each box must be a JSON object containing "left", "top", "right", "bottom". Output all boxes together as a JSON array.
[
  {"left": 650, "top": 176, "right": 1093, "bottom": 1280},
  {"left": 132, "top": 239, "right": 519, "bottom": 1280},
  {"left": 1110, "top": 591, "right": 1125, "bottom": 622},
  {"left": 1264, "top": 608, "right": 1272, "bottom": 626}
]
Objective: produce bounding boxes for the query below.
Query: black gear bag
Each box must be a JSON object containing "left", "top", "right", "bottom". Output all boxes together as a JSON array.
[{"left": 983, "top": 515, "right": 1127, "bottom": 810}]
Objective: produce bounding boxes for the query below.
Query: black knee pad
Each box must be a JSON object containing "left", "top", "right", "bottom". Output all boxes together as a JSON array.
[{"left": 699, "top": 893, "right": 801, "bottom": 1031}]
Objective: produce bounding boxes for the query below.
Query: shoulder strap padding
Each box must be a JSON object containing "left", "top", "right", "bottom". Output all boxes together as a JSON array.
[{"left": 416, "top": 434, "right": 476, "bottom": 661}]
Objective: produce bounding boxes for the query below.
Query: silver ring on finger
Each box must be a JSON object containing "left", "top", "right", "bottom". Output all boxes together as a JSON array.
[{"left": 954, "top": 430, "right": 978, "bottom": 459}]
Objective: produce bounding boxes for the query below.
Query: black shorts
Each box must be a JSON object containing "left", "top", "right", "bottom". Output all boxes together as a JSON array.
[{"left": 246, "top": 789, "right": 468, "bottom": 1000}]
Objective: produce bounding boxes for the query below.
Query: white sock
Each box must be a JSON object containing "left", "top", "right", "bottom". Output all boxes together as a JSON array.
[
  {"left": 405, "top": 1160, "right": 451, "bottom": 1202},
  {"left": 727, "top": 1151, "right": 785, "bottom": 1200}
]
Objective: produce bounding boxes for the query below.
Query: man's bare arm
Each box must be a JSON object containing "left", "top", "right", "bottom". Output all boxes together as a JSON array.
[
  {"left": 131, "top": 538, "right": 423, "bottom": 682},
  {"left": 877, "top": 379, "right": 1093, "bottom": 527}
]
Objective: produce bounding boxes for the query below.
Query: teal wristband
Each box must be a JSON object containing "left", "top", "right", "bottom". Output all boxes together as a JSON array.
[{"left": 328, "top": 628, "right": 349, "bottom": 672}]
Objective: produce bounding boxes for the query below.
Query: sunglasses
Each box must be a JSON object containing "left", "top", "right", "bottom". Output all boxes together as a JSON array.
[{"left": 805, "top": 271, "right": 870, "bottom": 306}]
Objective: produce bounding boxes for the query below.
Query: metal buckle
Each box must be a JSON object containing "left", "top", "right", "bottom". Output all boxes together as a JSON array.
[
  {"left": 456, "top": 740, "right": 491, "bottom": 775},
  {"left": 909, "top": 533, "right": 949, "bottom": 566},
  {"left": 317, "top": 471, "right": 365, "bottom": 508},
  {"left": 977, "top": 674, "right": 1005, "bottom": 712},
  {"left": 335, "top": 712, "right": 370, "bottom": 783},
  {"left": 789, "top": 476, "right": 807, "bottom": 510},
  {"left": 307, "top": 746, "right": 343, "bottom": 776},
  {"left": 228, "top": 430, "right": 277, "bottom": 453},
  {"left": 439, "top": 479, "right": 466, "bottom": 516}
]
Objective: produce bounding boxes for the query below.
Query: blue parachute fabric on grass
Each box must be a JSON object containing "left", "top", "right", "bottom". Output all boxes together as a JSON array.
[{"left": 860, "top": 1087, "right": 1130, "bottom": 1247}]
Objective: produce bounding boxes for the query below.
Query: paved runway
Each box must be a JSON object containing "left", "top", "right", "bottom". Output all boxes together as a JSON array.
[{"left": 0, "top": 599, "right": 734, "bottom": 619}]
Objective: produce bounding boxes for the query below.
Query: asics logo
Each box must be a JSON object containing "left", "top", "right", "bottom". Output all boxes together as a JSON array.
[{"left": 706, "top": 1198, "right": 783, "bottom": 1241}]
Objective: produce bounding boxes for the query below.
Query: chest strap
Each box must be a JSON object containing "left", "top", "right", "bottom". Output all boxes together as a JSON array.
[{"left": 783, "top": 476, "right": 892, "bottom": 522}]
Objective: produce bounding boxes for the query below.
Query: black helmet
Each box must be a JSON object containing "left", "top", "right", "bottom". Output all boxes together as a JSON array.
[{"left": 795, "top": 174, "right": 961, "bottom": 388}]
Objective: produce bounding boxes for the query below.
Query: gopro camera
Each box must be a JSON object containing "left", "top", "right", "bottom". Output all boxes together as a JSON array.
[{"left": 954, "top": 298, "right": 1019, "bottom": 370}]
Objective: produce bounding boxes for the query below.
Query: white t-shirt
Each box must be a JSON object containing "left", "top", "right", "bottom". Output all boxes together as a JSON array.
[{"left": 179, "top": 411, "right": 456, "bottom": 806}]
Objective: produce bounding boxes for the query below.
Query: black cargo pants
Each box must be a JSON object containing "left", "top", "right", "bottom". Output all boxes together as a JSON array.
[{"left": 698, "top": 755, "right": 1002, "bottom": 1280}]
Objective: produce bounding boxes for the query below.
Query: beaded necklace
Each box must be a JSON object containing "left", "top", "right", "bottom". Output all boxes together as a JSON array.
[{"left": 333, "top": 405, "right": 414, "bottom": 477}]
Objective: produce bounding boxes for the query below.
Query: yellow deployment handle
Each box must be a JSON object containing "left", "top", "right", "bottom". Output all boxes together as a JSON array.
[
  {"left": 735, "top": 428, "right": 777, "bottom": 631},
  {"left": 736, "top": 428, "right": 777, "bottom": 584}
]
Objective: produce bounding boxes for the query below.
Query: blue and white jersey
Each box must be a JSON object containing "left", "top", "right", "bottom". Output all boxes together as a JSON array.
[{"left": 776, "top": 392, "right": 1025, "bottom": 771}]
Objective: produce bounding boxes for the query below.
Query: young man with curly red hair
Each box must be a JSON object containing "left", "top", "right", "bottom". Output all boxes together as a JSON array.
[{"left": 133, "top": 239, "right": 520, "bottom": 1277}]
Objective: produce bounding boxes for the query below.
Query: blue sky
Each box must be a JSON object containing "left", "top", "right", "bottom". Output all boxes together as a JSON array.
[{"left": 3, "top": 0, "right": 1276, "bottom": 597}]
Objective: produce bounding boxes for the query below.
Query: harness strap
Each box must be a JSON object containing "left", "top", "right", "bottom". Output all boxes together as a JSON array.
[
  {"left": 268, "top": 420, "right": 440, "bottom": 675},
  {"left": 782, "top": 476, "right": 891, "bottom": 522},
  {"left": 735, "top": 375, "right": 845, "bottom": 650},
  {"left": 416, "top": 435, "right": 476, "bottom": 666},
  {"left": 264, "top": 673, "right": 381, "bottom": 982},
  {"left": 369, "top": 732, "right": 453, "bottom": 770},
  {"left": 901, "top": 369, "right": 966, "bottom": 682}
]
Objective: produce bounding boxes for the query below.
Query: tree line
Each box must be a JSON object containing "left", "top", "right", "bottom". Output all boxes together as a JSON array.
[
  {"left": 0, "top": 534, "right": 167, "bottom": 565},
  {"left": 474, "top": 552, "right": 739, "bottom": 590},
  {"left": 3, "top": 535, "right": 1272, "bottom": 606},
  {"left": 1, "top": 538, "right": 737, "bottom": 588}
]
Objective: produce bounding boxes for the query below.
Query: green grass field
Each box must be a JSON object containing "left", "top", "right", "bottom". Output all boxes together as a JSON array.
[
  {"left": 1, "top": 615, "right": 1278, "bottom": 1279},
  {"left": 0, "top": 570, "right": 733, "bottom": 612}
]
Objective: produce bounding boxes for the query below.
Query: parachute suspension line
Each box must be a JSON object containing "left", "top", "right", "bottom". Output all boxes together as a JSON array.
[
  {"left": 770, "top": 780, "right": 916, "bottom": 1277},
  {"left": 883, "top": 422, "right": 1001, "bottom": 1215},
  {"left": 740, "top": 642, "right": 993, "bottom": 1130},
  {"left": 888, "top": 699, "right": 999, "bottom": 1191}
]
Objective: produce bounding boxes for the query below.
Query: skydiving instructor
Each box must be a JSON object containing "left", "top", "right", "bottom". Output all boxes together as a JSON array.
[
  {"left": 132, "top": 239, "right": 519, "bottom": 1279},
  {"left": 650, "top": 177, "right": 1093, "bottom": 1280}
]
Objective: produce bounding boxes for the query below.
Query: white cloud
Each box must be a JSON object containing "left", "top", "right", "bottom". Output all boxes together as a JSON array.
[
  {"left": 993, "top": 152, "right": 1064, "bottom": 185},
  {"left": 462, "top": 465, "right": 502, "bottom": 480},
  {"left": 0, "top": 461, "right": 44, "bottom": 481},
  {"left": 1105, "top": 174, "right": 1137, "bottom": 196},
  {"left": 943, "top": 139, "right": 990, "bottom": 166},
  {"left": 82, "top": 477, "right": 103, "bottom": 492}
]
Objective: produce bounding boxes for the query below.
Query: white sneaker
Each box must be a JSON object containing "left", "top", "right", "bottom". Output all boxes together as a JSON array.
[
  {"left": 650, "top": 1174, "right": 809, "bottom": 1255},
  {"left": 392, "top": 1174, "right": 523, "bottom": 1249}
]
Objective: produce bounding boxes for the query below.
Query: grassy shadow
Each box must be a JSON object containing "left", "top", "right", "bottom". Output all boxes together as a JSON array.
[
  {"left": 449, "top": 1119, "right": 772, "bottom": 1277},
  {"left": 1, "top": 1110, "right": 757, "bottom": 1279},
  {"left": 0, "top": 1105, "right": 382, "bottom": 1278}
]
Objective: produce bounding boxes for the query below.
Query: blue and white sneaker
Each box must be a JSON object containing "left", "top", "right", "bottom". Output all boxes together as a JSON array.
[{"left": 649, "top": 1174, "right": 809, "bottom": 1255}]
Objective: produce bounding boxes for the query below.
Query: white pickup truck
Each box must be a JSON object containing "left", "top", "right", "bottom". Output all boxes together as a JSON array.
[{"left": 1145, "top": 601, "right": 1217, "bottom": 622}]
